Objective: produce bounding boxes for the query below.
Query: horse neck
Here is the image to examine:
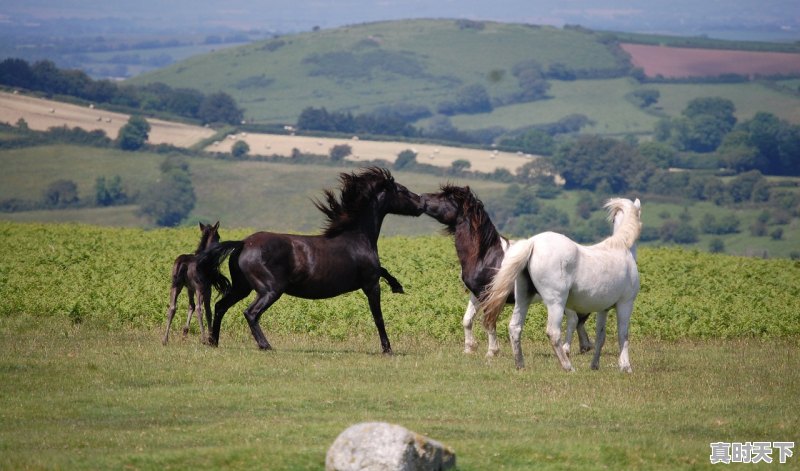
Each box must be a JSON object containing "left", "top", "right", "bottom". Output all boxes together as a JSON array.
[
  {"left": 351, "top": 206, "right": 387, "bottom": 248},
  {"left": 453, "top": 215, "right": 502, "bottom": 270}
]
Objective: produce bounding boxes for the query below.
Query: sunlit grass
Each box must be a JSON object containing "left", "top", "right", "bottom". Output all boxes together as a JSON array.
[{"left": 0, "top": 317, "right": 797, "bottom": 470}]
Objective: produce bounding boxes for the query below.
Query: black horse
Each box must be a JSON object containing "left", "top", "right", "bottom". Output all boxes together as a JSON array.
[
  {"left": 197, "top": 167, "right": 425, "bottom": 353},
  {"left": 421, "top": 185, "right": 593, "bottom": 357},
  {"left": 163, "top": 221, "right": 229, "bottom": 345}
]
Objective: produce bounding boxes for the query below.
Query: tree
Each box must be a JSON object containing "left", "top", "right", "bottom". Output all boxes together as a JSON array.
[
  {"left": 198, "top": 91, "right": 243, "bottom": 125},
  {"left": 394, "top": 150, "right": 417, "bottom": 170},
  {"left": 552, "top": 135, "right": 652, "bottom": 193},
  {"left": 231, "top": 140, "right": 250, "bottom": 159},
  {"left": 329, "top": 144, "right": 352, "bottom": 162},
  {"left": 449, "top": 159, "right": 472, "bottom": 174},
  {"left": 139, "top": 155, "right": 196, "bottom": 226},
  {"left": 116, "top": 115, "right": 150, "bottom": 151},
  {"left": 95, "top": 175, "right": 128, "bottom": 206},
  {"left": 437, "top": 84, "right": 492, "bottom": 115},
  {"left": 630, "top": 89, "right": 660, "bottom": 108},
  {"left": 43, "top": 180, "right": 79, "bottom": 207}
]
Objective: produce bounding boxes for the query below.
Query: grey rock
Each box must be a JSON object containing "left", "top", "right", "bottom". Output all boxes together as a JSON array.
[{"left": 326, "top": 422, "right": 456, "bottom": 471}]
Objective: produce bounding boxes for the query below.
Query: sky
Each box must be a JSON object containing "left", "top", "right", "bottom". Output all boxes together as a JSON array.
[{"left": 1, "top": 0, "right": 798, "bottom": 40}]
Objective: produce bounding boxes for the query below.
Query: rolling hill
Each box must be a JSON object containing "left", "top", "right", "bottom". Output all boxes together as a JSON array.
[{"left": 128, "top": 19, "right": 800, "bottom": 136}]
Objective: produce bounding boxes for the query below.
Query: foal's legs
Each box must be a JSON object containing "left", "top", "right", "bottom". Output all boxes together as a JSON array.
[
  {"left": 163, "top": 284, "right": 182, "bottom": 345},
  {"left": 363, "top": 282, "right": 392, "bottom": 354},
  {"left": 591, "top": 310, "right": 609, "bottom": 370},
  {"left": 183, "top": 287, "right": 196, "bottom": 336}
]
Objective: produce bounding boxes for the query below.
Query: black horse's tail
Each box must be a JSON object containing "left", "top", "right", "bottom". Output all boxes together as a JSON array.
[{"left": 196, "top": 240, "right": 243, "bottom": 297}]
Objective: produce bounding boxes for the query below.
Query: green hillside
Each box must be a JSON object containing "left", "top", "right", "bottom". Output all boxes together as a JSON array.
[
  {"left": 129, "top": 20, "right": 626, "bottom": 125},
  {"left": 129, "top": 19, "right": 800, "bottom": 135}
]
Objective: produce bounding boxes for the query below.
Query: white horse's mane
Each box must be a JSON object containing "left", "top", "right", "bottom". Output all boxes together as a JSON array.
[{"left": 600, "top": 198, "right": 641, "bottom": 250}]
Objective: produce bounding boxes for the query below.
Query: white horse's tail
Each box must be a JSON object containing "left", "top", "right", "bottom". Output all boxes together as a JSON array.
[{"left": 482, "top": 238, "right": 535, "bottom": 329}]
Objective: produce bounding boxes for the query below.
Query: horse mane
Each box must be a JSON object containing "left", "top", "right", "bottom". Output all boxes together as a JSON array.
[
  {"left": 601, "top": 198, "right": 642, "bottom": 250},
  {"left": 194, "top": 222, "right": 218, "bottom": 254},
  {"left": 314, "top": 167, "right": 395, "bottom": 237},
  {"left": 440, "top": 184, "right": 502, "bottom": 256}
]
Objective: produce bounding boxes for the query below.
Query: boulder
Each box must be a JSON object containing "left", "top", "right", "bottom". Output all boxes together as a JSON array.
[{"left": 325, "top": 422, "right": 456, "bottom": 471}]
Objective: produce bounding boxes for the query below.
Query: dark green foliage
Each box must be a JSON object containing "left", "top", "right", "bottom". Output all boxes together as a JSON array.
[
  {"left": 394, "top": 150, "right": 417, "bottom": 170},
  {"left": 139, "top": 155, "right": 195, "bottom": 226},
  {"left": 701, "top": 213, "right": 741, "bottom": 235},
  {"left": 94, "top": 176, "right": 128, "bottom": 206},
  {"left": 709, "top": 238, "right": 726, "bottom": 253},
  {"left": 297, "top": 107, "right": 419, "bottom": 137},
  {"left": 198, "top": 91, "right": 243, "bottom": 125},
  {"left": 43, "top": 180, "right": 79, "bottom": 208},
  {"left": 437, "top": 84, "right": 493, "bottom": 115},
  {"left": 116, "top": 115, "right": 151, "bottom": 151},
  {"left": 553, "top": 135, "right": 652, "bottom": 192},
  {"left": 303, "top": 50, "right": 425, "bottom": 80},
  {"left": 629, "top": 89, "right": 660, "bottom": 108},
  {"left": 499, "top": 129, "right": 555, "bottom": 155},
  {"left": 657, "top": 97, "right": 737, "bottom": 153},
  {"left": 231, "top": 140, "right": 250, "bottom": 159},
  {"left": 329, "top": 144, "right": 351, "bottom": 162}
]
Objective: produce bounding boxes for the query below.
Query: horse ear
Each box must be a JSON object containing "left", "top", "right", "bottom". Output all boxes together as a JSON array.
[
  {"left": 634, "top": 198, "right": 641, "bottom": 210},
  {"left": 198, "top": 222, "right": 205, "bottom": 230},
  {"left": 213, "top": 221, "right": 220, "bottom": 230}
]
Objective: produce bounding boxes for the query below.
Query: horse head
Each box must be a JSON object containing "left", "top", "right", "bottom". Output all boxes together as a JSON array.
[{"left": 196, "top": 221, "right": 221, "bottom": 253}]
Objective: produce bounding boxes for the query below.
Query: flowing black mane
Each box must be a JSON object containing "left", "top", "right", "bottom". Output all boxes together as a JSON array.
[
  {"left": 439, "top": 184, "right": 502, "bottom": 256},
  {"left": 314, "top": 167, "right": 395, "bottom": 237}
]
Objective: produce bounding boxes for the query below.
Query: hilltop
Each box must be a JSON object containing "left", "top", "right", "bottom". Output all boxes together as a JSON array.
[{"left": 129, "top": 19, "right": 800, "bottom": 137}]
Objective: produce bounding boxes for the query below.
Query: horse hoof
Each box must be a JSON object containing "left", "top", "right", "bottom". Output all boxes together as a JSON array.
[
  {"left": 580, "top": 344, "right": 594, "bottom": 354},
  {"left": 620, "top": 365, "right": 633, "bottom": 374},
  {"left": 391, "top": 287, "right": 405, "bottom": 294},
  {"left": 485, "top": 349, "right": 500, "bottom": 358}
]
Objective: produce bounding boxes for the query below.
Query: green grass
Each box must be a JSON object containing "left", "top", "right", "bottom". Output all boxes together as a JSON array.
[
  {"left": 0, "top": 222, "right": 798, "bottom": 468},
  {"left": 128, "top": 20, "right": 626, "bottom": 125},
  {"left": 449, "top": 78, "right": 660, "bottom": 135},
  {"left": 0, "top": 317, "right": 797, "bottom": 470}
]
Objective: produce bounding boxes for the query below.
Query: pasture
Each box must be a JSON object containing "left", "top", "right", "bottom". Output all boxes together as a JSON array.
[{"left": 0, "top": 222, "right": 798, "bottom": 469}]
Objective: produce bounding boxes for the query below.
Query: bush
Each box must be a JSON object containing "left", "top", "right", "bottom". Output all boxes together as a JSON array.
[
  {"left": 231, "top": 140, "right": 250, "bottom": 159},
  {"left": 116, "top": 115, "right": 150, "bottom": 151},
  {"left": 43, "top": 180, "right": 79, "bottom": 208}
]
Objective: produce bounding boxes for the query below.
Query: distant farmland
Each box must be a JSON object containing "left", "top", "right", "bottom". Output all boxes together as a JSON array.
[{"left": 621, "top": 43, "right": 800, "bottom": 78}]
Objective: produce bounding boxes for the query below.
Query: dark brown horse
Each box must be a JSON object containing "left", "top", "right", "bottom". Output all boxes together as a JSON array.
[
  {"left": 197, "top": 167, "right": 425, "bottom": 353},
  {"left": 420, "top": 185, "right": 592, "bottom": 357},
  {"left": 163, "top": 221, "right": 229, "bottom": 345}
]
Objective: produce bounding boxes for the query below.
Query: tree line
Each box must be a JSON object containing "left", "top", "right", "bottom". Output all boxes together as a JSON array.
[{"left": 0, "top": 58, "right": 243, "bottom": 125}]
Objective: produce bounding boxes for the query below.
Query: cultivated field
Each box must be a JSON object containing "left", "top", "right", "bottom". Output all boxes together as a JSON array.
[
  {"left": 0, "top": 91, "right": 215, "bottom": 147},
  {"left": 0, "top": 91, "right": 534, "bottom": 174},
  {"left": 621, "top": 43, "right": 800, "bottom": 78},
  {"left": 209, "top": 132, "right": 536, "bottom": 174}
]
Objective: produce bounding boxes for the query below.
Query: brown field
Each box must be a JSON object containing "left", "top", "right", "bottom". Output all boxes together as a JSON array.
[
  {"left": 208, "top": 132, "right": 536, "bottom": 173},
  {"left": 621, "top": 43, "right": 800, "bottom": 78},
  {"left": 0, "top": 91, "right": 215, "bottom": 147},
  {"left": 0, "top": 91, "right": 535, "bottom": 174}
]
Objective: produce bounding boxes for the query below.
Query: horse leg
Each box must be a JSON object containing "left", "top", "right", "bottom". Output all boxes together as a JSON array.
[
  {"left": 182, "top": 287, "right": 195, "bottom": 337},
  {"left": 242, "top": 290, "right": 281, "bottom": 350},
  {"left": 363, "top": 282, "right": 392, "bottom": 354},
  {"left": 194, "top": 287, "right": 208, "bottom": 344},
  {"left": 163, "top": 285, "right": 181, "bottom": 345},
  {"left": 591, "top": 310, "right": 609, "bottom": 370},
  {"left": 509, "top": 276, "right": 533, "bottom": 369},
  {"left": 462, "top": 294, "right": 479, "bottom": 354},
  {"left": 562, "top": 310, "right": 579, "bottom": 356},
  {"left": 379, "top": 267, "right": 404, "bottom": 294},
  {"left": 545, "top": 301, "right": 574, "bottom": 372},
  {"left": 616, "top": 302, "right": 634, "bottom": 373},
  {"left": 576, "top": 313, "right": 594, "bottom": 353},
  {"left": 208, "top": 284, "right": 250, "bottom": 347}
]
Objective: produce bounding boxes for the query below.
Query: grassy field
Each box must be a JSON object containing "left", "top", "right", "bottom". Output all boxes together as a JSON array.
[
  {"left": 1, "top": 318, "right": 797, "bottom": 470},
  {"left": 0, "top": 222, "right": 798, "bottom": 469}
]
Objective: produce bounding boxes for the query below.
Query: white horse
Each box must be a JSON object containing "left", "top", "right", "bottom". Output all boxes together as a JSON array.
[{"left": 481, "top": 198, "right": 641, "bottom": 372}]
